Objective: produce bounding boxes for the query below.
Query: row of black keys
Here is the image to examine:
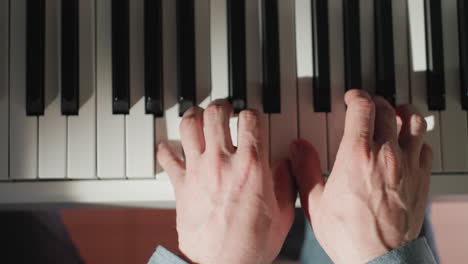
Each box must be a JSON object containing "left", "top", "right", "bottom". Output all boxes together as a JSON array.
[{"left": 26, "top": 0, "right": 468, "bottom": 117}]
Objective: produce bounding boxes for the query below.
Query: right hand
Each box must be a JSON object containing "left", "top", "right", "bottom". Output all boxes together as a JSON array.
[{"left": 290, "top": 90, "right": 432, "bottom": 264}]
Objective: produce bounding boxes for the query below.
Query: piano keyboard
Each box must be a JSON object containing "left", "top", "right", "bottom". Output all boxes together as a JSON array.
[{"left": 0, "top": 0, "right": 467, "bottom": 207}]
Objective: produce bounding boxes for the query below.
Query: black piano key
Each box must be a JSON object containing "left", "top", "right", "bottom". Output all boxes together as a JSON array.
[
  {"left": 312, "top": 0, "right": 331, "bottom": 112},
  {"left": 262, "top": 0, "right": 281, "bottom": 113},
  {"left": 228, "top": 0, "right": 247, "bottom": 113},
  {"left": 458, "top": 0, "right": 468, "bottom": 110},
  {"left": 111, "top": 0, "right": 130, "bottom": 115},
  {"left": 176, "top": 0, "right": 196, "bottom": 116},
  {"left": 343, "top": 0, "right": 362, "bottom": 91},
  {"left": 374, "top": 0, "right": 396, "bottom": 106},
  {"left": 144, "top": 0, "right": 164, "bottom": 116},
  {"left": 26, "top": 0, "right": 45, "bottom": 116},
  {"left": 425, "top": 0, "right": 446, "bottom": 110},
  {"left": 61, "top": 0, "right": 80, "bottom": 115}
]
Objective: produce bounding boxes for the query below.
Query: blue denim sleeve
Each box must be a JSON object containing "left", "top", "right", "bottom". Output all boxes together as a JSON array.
[
  {"left": 147, "top": 246, "right": 189, "bottom": 264},
  {"left": 368, "top": 237, "right": 438, "bottom": 264}
]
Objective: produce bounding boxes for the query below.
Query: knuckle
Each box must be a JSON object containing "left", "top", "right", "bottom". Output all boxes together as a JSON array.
[
  {"left": 180, "top": 113, "right": 200, "bottom": 131},
  {"left": 356, "top": 96, "right": 375, "bottom": 112},
  {"left": 204, "top": 104, "right": 225, "bottom": 120},
  {"left": 380, "top": 143, "right": 400, "bottom": 169},
  {"left": 351, "top": 140, "right": 372, "bottom": 159},
  {"left": 381, "top": 102, "right": 396, "bottom": 116},
  {"left": 242, "top": 145, "right": 261, "bottom": 162},
  {"left": 239, "top": 109, "right": 260, "bottom": 125},
  {"left": 411, "top": 114, "right": 427, "bottom": 136}
]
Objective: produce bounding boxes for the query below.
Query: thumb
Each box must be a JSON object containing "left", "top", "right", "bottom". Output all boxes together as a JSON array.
[
  {"left": 270, "top": 159, "right": 296, "bottom": 248},
  {"left": 289, "top": 139, "right": 324, "bottom": 222},
  {"left": 272, "top": 159, "right": 296, "bottom": 214}
]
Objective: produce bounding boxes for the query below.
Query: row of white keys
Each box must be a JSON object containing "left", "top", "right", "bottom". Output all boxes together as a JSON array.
[
  {"left": 126, "top": 0, "right": 154, "bottom": 178},
  {"left": 0, "top": 0, "right": 8, "bottom": 179},
  {"left": 210, "top": 0, "right": 238, "bottom": 146},
  {"left": 393, "top": 0, "right": 410, "bottom": 105},
  {"left": 270, "top": 0, "right": 298, "bottom": 162},
  {"left": 10, "top": 0, "right": 38, "bottom": 180},
  {"left": 68, "top": 0, "right": 96, "bottom": 179},
  {"left": 295, "top": 0, "right": 327, "bottom": 172},
  {"left": 440, "top": 0, "right": 468, "bottom": 172},
  {"left": 408, "top": 0, "right": 443, "bottom": 172},
  {"left": 96, "top": 0, "right": 125, "bottom": 178},
  {"left": 245, "top": 0, "right": 269, "bottom": 157},
  {"left": 327, "top": 0, "right": 346, "bottom": 171},
  {"left": 38, "top": 0, "right": 67, "bottom": 179}
]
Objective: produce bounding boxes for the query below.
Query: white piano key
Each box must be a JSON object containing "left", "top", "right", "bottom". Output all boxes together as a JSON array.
[
  {"left": 326, "top": 0, "right": 346, "bottom": 171},
  {"left": 10, "top": 0, "right": 38, "bottom": 179},
  {"left": 360, "top": 0, "right": 375, "bottom": 94},
  {"left": 407, "top": 0, "right": 442, "bottom": 172},
  {"left": 295, "top": 0, "right": 327, "bottom": 172},
  {"left": 269, "top": 0, "right": 298, "bottom": 161},
  {"left": 155, "top": 0, "right": 183, "bottom": 179},
  {"left": 245, "top": 0, "right": 269, "bottom": 160},
  {"left": 38, "top": 0, "right": 67, "bottom": 179},
  {"left": 67, "top": 0, "right": 96, "bottom": 179},
  {"left": 126, "top": 0, "right": 154, "bottom": 178},
  {"left": 440, "top": 0, "right": 468, "bottom": 172},
  {"left": 393, "top": 0, "right": 410, "bottom": 104},
  {"left": 0, "top": 0, "right": 9, "bottom": 180},
  {"left": 210, "top": 0, "right": 238, "bottom": 146},
  {"left": 96, "top": 0, "right": 125, "bottom": 178}
]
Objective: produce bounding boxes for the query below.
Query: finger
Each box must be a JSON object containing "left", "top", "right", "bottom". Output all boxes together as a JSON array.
[
  {"left": 157, "top": 141, "right": 185, "bottom": 188},
  {"left": 396, "top": 104, "right": 426, "bottom": 155},
  {"left": 237, "top": 109, "right": 267, "bottom": 160},
  {"left": 420, "top": 143, "right": 433, "bottom": 173},
  {"left": 343, "top": 89, "right": 376, "bottom": 145},
  {"left": 289, "top": 139, "right": 324, "bottom": 222},
  {"left": 273, "top": 159, "right": 297, "bottom": 213},
  {"left": 373, "top": 96, "right": 398, "bottom": 145},
  {"left": 180, "top": 106, "right": 205, "bottom": 157},
  {"left": 203, "top": 99, "right": 235, "bottom": 153},
  {"left": 396, "top": 114, "right": 403, "bottom": 138}
]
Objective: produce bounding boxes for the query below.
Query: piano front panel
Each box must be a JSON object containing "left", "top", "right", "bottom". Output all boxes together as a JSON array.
[{"left": 1, "top": 0, "right": 467, "bottom": 206}]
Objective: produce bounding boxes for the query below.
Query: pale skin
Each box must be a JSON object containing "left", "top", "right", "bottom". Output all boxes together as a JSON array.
[{"left": 157, "top": 89, "right": 432, "bottom": 264}]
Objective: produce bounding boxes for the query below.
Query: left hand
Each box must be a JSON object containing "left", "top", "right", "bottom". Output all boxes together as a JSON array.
[{"left": 157, "top": 100, "right": 296, "bottom": 264}]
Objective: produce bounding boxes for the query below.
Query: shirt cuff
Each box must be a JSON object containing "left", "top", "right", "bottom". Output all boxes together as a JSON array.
[
  {"left": 368, "top": 237, "right": 438, "bottom": 264},
  {"left": 148, "top": 246, "right": 189, "bottom": 264}
]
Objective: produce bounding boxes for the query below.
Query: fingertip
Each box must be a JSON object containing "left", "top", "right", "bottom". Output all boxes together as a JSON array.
[
  {"left": 397, "top": 104, "right": 426, "bottom": 153},
  {"left": 344, "top": 89, "right": 372, "bottom": 105},
  {"left": 156, "top": 141, "right": 184, "bottom": 186}
]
